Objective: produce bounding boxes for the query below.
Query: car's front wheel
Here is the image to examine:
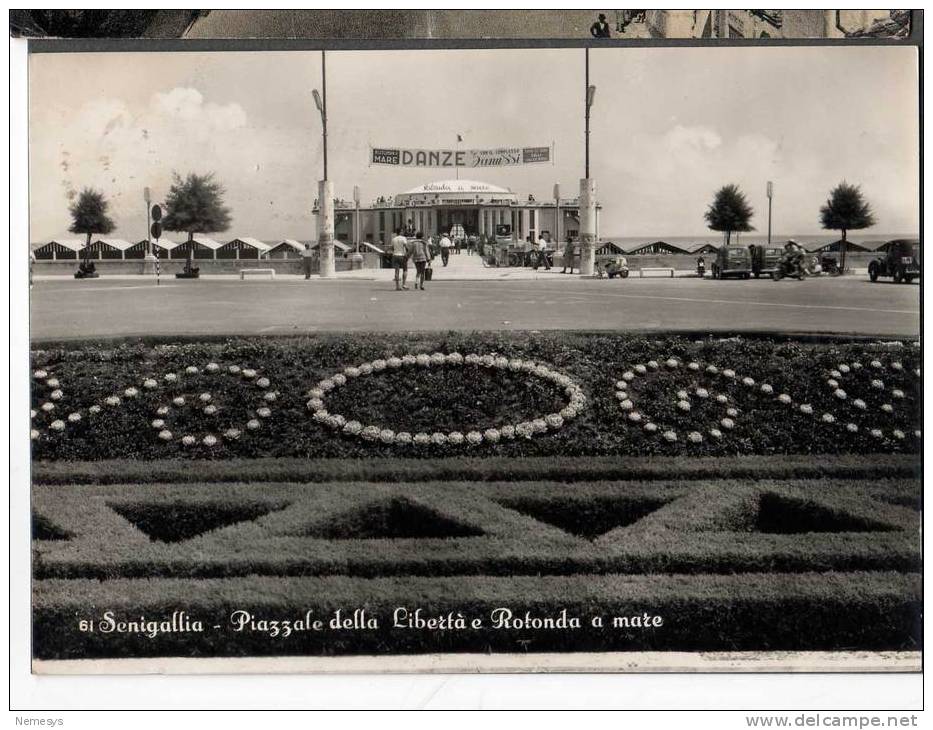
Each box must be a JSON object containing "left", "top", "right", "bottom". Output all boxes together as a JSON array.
[{"left": 868, "top": 262, "right": 879, "bottom": 282}]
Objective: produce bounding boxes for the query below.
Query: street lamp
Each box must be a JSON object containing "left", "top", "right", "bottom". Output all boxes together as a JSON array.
[
  {"left": 311, "top": 87, "right": 327, "bottom": 181},
  {"left": 580, "top": 48, "right": 598, "bottom": 276},
  {"left": 585, "top": 84, "right": 596, "bottom": 179},
  {"left": 312, "top": 50, "right": 335, "bottom": 278},
  {"left": 766, "top": 181, "right": 774, "bottom": 246}
]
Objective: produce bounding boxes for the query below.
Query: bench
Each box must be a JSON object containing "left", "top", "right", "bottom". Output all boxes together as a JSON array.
[
  {"left": 240, "top": 268, "right": 276, "bottom": 280},
  {"left": 639, "top": 267, "right": 675, "bottom": 278}
]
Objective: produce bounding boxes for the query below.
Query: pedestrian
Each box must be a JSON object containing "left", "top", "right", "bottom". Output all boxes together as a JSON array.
[
  {"left": 561, "top": 236, "right": 576, "bottom": 274},
  {"left": 590, "top": 13, "right": 611, "bottom": 37},
  {"left": 301, "top": 242, "right": 315, "bottom": 279},
  {"left": 536, "top": 232, "right": 552, "bottom": 270},
  {"left": 409, "top": 231, "right": 431, "bottom": 291},
  {"left": 439, "top": 232, "right": 452, "bottom": 267},
  {"left": 391, "top": 227, "right": 410, "bottom": 290}
]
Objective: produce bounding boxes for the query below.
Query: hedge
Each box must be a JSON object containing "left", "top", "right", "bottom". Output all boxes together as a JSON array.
[
  {"left": 29, "top": 333, "right": 922, "bottom": 460},
  {"left": 32, "top": 571, "right": 922, "bottom": 658}
]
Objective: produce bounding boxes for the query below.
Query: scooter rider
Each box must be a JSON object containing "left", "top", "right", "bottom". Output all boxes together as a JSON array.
[{"left": 782, "top": 239, "right": 806, "bottom": 274}]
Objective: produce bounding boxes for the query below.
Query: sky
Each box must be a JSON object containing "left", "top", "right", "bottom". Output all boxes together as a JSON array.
[{"left": 28, "top": 45, "right": 919, "bottom": 242}]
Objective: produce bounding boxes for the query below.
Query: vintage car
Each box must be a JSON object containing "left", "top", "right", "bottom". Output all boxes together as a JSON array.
[
  {"left": 749, "top": 245, "right": 783, "bottom": 278},
  {"left": 711, "top": 245, "right": 752, "bottom": 279},
  {"left": 868, "top": 239, "right": 920, "bottom": 284}
]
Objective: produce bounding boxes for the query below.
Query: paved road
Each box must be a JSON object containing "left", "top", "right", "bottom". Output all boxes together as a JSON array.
[{"left": 30, "top": 276, "right": 920, "bottom": 341}]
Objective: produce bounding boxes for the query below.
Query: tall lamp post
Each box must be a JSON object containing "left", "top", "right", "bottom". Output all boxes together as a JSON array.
[
  {"left": 312, "top": 50, "right": 335, "bottom": 278},
  {"left": 766, "top": 181, "right": 774, "bottom": 246},
  {"left": 142, "top": 186, "right": 158, "bottom": 274},
  {"left": 579, "top": 47, "right": 598, "bottom": 276}
]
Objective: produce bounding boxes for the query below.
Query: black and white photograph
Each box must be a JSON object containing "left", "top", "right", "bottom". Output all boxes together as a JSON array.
[{"left": 10, "top": 6, "right": 923, "bottom": 716}]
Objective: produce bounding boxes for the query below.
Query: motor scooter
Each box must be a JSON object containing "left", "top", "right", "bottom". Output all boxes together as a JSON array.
[
  {"left": 771, "top": 254, "right": 808, "bottom": 281},
  {"left": 696, "top": 258, "right": 706, "bottom": 278}
]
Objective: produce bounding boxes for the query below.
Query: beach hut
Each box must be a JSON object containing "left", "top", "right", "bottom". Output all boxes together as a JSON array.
[
  {"left": 218, "top": 237, "right": 272, "bottom": 260},
  {"left": 625, "top": 240, "right": 690, "bottom": 255},
  {"left": 123, "top": 239, "right": 181, "bottom": 259},
  {"left": 266, "top": 239, "right": 308, "bottom": 259},
  {"left": 32, "top": 239, "right": 84, "bottom": 260},
  {"left": 595, "top": 240, "right": 627, "bottom": 256},
  {"left": 171, "top": 235, "right": 223, "bottom": 260},
  {"left": 309, "top": 239, "right": 352, "bottom": 257},
  {"left": 89, "top": 238, "right": 134, "bottom": 260},
  {"left": 803, "top": 239, "right": 873, "bottom": 254},
  {"left": 683, "top": 241, "right": 720, "bottom": 255}
]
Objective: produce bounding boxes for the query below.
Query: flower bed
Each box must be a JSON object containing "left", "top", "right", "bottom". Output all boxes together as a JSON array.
[{"left": 29, "top": 333, "right": 921, "bottom": 460}]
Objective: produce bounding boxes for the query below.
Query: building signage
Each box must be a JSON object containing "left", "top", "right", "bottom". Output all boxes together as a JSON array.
[{"left": 371, "top": 146, "right": 551, "bottom": 168}]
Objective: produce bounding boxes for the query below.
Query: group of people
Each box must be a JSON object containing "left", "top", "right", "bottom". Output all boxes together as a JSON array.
[
  {"left": 390, "top": 228, "right": 435, "bottom": 291},
  {"left": 525, "top": 233, "right": 579, "bottom": 274}
]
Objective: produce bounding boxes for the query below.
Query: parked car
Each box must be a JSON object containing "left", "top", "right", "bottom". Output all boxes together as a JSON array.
[
  {"left": 868, "top": 239, "right": 920, "bottom": 284},
  {"left": 749, "top": 245, "right": 783, "bottom": 278},
  {"left": 711, "top": 246, "right": 752, "bottom": 279}
]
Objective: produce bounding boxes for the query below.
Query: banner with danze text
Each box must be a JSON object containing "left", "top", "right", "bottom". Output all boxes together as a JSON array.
[{"left": 371, "top": 146, "right": 552, "bottom": 168}]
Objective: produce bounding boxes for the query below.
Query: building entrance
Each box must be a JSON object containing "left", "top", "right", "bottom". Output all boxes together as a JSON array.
[{"left": 437, "top": 208, "right": 479, "bottom": 236}]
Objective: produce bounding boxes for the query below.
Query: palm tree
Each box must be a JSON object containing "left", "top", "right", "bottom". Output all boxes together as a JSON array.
[
  {"left": 68, "top": 188, "right": 115, "bottom": 272},
  {"left": 819, "top": 182, "right": 875, "bottom": 272},
  {"left": 704, "top": 184, "right": 755, "bottom": 245},
  {"left": 162, "top": 172, "right": 232, "bottom": 274}
]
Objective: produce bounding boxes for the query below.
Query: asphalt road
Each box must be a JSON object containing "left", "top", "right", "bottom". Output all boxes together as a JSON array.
[{"left": 30, "top": 276, "right": 920, "bottom": 341}]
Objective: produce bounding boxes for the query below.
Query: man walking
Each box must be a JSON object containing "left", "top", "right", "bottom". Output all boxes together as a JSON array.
[
  {"left": 561, "top": 236, "right": 576, "bottom": 274},
  {"left": 439, "top": 232, "right": 452, "bottom": 267},
  {"left": 536, "top": 232, "right": 552, "bottom": 270},
  {"left": 391, "top": 227, "right": 410, "bottom": 290},
  {"left": 409, "top": 231, "right": 432, "bottom": 291},
  {"left": 301, "top": 241, "right": 315, "bottom": 279}
]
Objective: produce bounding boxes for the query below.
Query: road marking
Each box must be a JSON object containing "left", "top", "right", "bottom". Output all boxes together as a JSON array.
[
  {"left": 57, "top": 285, "right": 179, "bottom": 292},
  {"left": 456, "top": 285, "right": 919, "bottom": 316}
]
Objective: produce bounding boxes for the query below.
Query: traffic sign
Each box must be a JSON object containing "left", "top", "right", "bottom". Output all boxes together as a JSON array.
[
  {"left": 151, "top": 204, "right": 162, "bottom": 222},
  {"left": 150, "top": 222, "right": 162, "bottom": 240}
]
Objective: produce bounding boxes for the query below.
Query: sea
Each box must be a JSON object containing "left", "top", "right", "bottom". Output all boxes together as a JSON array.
[{"left": 602, "top": 233, "right": 918, "bottom": 248}]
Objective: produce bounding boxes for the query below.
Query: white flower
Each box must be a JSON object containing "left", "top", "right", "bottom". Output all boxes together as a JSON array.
[
  {"left": 891, "top": 361, "right": 903, "bottom": 371},
  {"left": 47, "top": 418, "right": 63, "bottom": 431},
  {"left": 447, "top": 431, "right": 464, "bottom": 445},
  {"left": 308, "top": 388, "right": 324, "bottom": 400},
  {"left": 152, "top": 419, "right": 165, "bottom": 428},
  {"left": 30, "top": 429, "right": 39, "bottom": 440},
  {"left": 242, "top": 369, "right": 257, "bottom": 379},
  {"left": 687, "top": 431, "right": 703, "bottom": 443},
  {"left": 202, "top": 434, "right": 218, "bottom": 447},
  {"left": 224, "top": 428, "right": 241, "bottom": 440},
  {"left": 447, "top": 353, "right": 464, "bottom": 366},
  {"left": 247, "top": 419, "right": 261, "bottom": 431},
  {"left": 206, "top": 362, "right": 220, "bottom": 372},
  {"left": 722, "top": 369, "right": 735, "bottom": 379},
  {"left": 33, "top": 369, "right": 47, "bottom": 379},
  {"left": 846, "top": 423, "right": 858, "bottom": 433},
  {"left": 394, "top": 432, "right": 412, "bottom": 445},
  {"left": 615, "top": 390, "right": 629, "bottom": 402},
  {"left": 172, "top": 397, "right": 185, "bottom": 407},
  {"left": 644, "top": 422, "right": 658, "bottom": 433},
  {"left": 706, "top": 365, "right": 719, "bottom": 375},
  {"left": 46, "top": 378, "right": 60, "bottom": 388},
  {"left": 373, "top": 359, "right": 389, "bottom": 371},
  {"left": 914, "top": 430, "right": 921, "bottom": 439},
  {"left": 185, "top": 366, "right": 199, "bottom": 375},
  {"left": 838, "top": 364, "right": 850, "bottom": 374},
  {"left": 870, "top": 429, "right": 883, "bottom": 439},
  {"left": 634, "top": 364, "right": 647, "bottom": 375},
  {"left": 892, "top": 429, "right": 905, "bottom": 440},
  {"left": 881, "top": 404, "right": 893, "bottom": 414},
  {"left": 307, "top": 398, "right": 324, "bottom": 411},
  {"left": 742, "top": 377, "right": 755, "bottom": 387},
  {"left": 342, "top": 420, "right": 362, "bottom": 435},
  {"left": 326, "top": 414, "right": 346, "bottom": 429},
  {"left": 500, "top": 425, "right": 516, "bottom": 440},
  {"left": 665, "top": 358, "right": 679, "bottom": 368},
  {"left": 361, "top": 425, "right": 381, "bottom": 442},
  {"left": 621, "top": 371, "right": 635, "bottom": 382},
  {"left": 431, "top": 432, "right": 448, "bottom": 445},
  {"left": 647, "top": 360, "right": 659, "bottom": 370},
  {"left": 492, "top": 356, "right": 508, "bottom": 370},
  {"left": 359, "top": 363, "right": 374, "bottom": 376},
  {"left": 696, "top": 388, "right": 709, "bottom": 399},
  {"left": 203, "top": 405, "right": 217, "bottom": 415},
  {"left": 181, "top": 435, "right": 196, "bottom": 446},
  {"left": 870, "top": 360, "right": 882, "bottom": 369},
  {"left": 88, "top": 405, "right": 101, "bottom": 415},
  {"left": 821, "top": 413, "right": 835, "bottom": 424},
  {"left": 892, "top": 389, "right": 905, "bottom": 399},
  {"left": 199, "top": 392, "right": 212, "bottom": 402},
  {"left": 662, "top": 430, "right": 678, "bottom": 442},
  {"left": 760, "top": 384, "right": 773, "bottom": 395},
  {"left": 914, "top": 369, "right": 921, "bottom": 378},
  {"left": 105, "top": 396, "right": 120, "bottom": 407},
  {"left": 257, "top": 376, "right": 272, "bottom": 388},
  {"left": 871, "top": 379, "right": 884, "bottom": 390},
  {"left": 312, "top": 409, "right": 328, "bottom": 423},
  {"left": 227, "top": 365, "right": 240, "bottom": 374},
  {"left": 413, "top": 432, "right": 432, "bottom": 445},
  {"left": 431, "top": 353, "right": 448, "bottom": 367},
  {"left": 515, "top": 422, "right": 534, "bottom": 439},
  {"left": 709, "top": 428, "right": 722, "bottom": 439},
  {"left": 677, "top": 400, "right": 691, "bottom": 412},
  {"left": 726, "top": 408, "right": 738, "bottom": 418},
  {"left": 164, "top": 373, "right": 178, "bottom": 383},
  {"left": 853, "top": 399, "right": 867, "bottom": 410},
  {"left": 41, "top": 402, "right": 55, "bottom": 412},
  {"left": 829, "top": 370, "right": 842, "bottom": 379},
  {"left": 381, "top": 429, "right": 397, "bottom": 444},
  {"left": 827, "top": 379, "right": 839, "bottom": 389},
  {"left": 628, "top": 411, "right": 642, "bottom": 423},
  {"left": 124, "top": 387, "right": 139, "bottom": 398},
  {"left": 318, "top": 379, "right": 335, "bottom": 391},
  {"left": 158, "top": 429, "right": 173, "bottom": 441},
  {"left": 851, "top": 362, "right": 862, "bottom": 370},
  {"left": 720, "top": 418, "right": 735, "bottom": 430},
  {"left": 620, "top": 399, "right": 634, "bottom": 411},
  {"left": 545, "top": 414, "right": 564, "bottom": 429},
  {"left": 143, "top": 378, "right": 158, "bottom": 389},
  {"left": 50, "top": 390, "right": 63, "bottom": 401},
  {"left": 676, "top": 389, "right": 689, "bottom": 400},
  {"left": 30, "top": 409, "right": 36, "bottom": 419},
  {"left": 799, "top": 404, "right": 813, "bottom": 415},
  {"left": 483, "top": 428, "right": 501, "bottom": 443},
  {"left": 416, "top": 354, "right": 432, "bottom": 367},
  {"left": 387, "top": 357, "right": 403, "bottom": 369},
  {"left": 687, "top": 362, "right": 700, "bottom": 371},
  {"left": 531, "top": 419, "right": 548, "bottom": 434},
  {"left": 520, "top": 360, "right": 537, "bottom": 372},
  {"left": 716, "top": 394, "right": 729, "bottom": 404},
  {"left": 257, "top": 407, "right": 272, "bottom": 418},
  {"left": 344, "top": 367, "right": 360, "bottom": 379},
  {"left": 264, "top": 392, "right": 277, "bottom": 402},
  {"left": 67, "top": 412, "right": 81, "bottom": 423},
  {"left": 778, "top": 394, "right": 792, "bottom": 404},
  {"left": 559, "top": 406, "right": 578, "bottom": 421}
]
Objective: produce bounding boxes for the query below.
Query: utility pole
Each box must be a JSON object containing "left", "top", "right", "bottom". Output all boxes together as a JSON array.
[
  {"left": 580, "top": 47, "right": 598, "bottom": 276},
  {"left": 313, "top": 50, "right": 335, "bottom": 278},
  {"left": 766, "top": 181, "right": 773, "bottom": 246}
]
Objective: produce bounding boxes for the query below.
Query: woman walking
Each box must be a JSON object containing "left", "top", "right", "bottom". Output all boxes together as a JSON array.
[
  {"left": 561, "top": 236, "right": 576, "bottom": 274},
  {"left": 409, "top": 232, "right": 432, "bottom": 291}
]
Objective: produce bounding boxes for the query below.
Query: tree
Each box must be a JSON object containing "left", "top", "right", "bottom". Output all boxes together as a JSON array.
[
  {"left": 704, "top": 184, "right": 755, "bottom": 245},
  {"left": 162, "top": 172, "right": 232, "bottom": 272},
  {"left": 68, "top": 188, "right": 115, "bottom": 269},
  {"left": 819, "top": 181, "right": 875, "bottom": 272}
]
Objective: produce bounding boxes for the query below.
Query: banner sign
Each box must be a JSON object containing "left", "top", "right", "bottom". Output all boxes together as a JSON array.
[{"left": 371, "top": 146, "right": 551, "bottom": 168}]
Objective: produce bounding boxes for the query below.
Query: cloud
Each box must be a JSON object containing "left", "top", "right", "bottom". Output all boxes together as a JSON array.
[{"left": 151, "top": 87, "right": 246, "bottom": 131}]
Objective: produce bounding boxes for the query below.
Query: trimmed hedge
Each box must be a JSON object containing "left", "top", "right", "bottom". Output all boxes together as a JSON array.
[
  {"left": 33, "top": 571, "right": 922, "bottom": 658},
  {"left": 29, "top": 333, "right": 922, "bottom": 460}
]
